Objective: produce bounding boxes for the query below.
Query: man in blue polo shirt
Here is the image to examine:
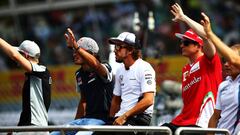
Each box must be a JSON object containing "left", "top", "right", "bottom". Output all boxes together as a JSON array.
[{"left": 51, "top": 28, "right": 114, "bottom": 135}]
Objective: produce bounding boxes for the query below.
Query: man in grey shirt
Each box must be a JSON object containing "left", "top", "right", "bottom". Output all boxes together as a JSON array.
[{"left": 0, "top": 39, "right": 51, "bottom": 126}]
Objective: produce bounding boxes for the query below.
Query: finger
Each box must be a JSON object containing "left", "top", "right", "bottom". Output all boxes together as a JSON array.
[
  {"left": 175, "top": 3, "right": 179, "bottom": 9},
  {"left": 172, "top": 18, "right": 177, "bottom": 22},
  {"left": 172, "top": 5, "right": 178, "bottom": 11},
  {"left": 67, "top": 28, "right": 74, "bottom": 37},
  {"left": 201, "top": 12, "right": 209, "bottom": 21},
  {"left": 200, "top": 20, "right": 205, "bottom": 26},
  {"left": 175, "top": 3, "right": 180, "bottom": 8},
  {"left": 69, "top": 32, "right": 76, "bottom": 40},
  {"left": 113, "top": 120, "right": 119, "bottom": 125},
  {"left": 170, "top": 10, "right": 176, "bottom": 16},
  {"left": 64, "top": 33, "right": 69, "bottom": 40}
]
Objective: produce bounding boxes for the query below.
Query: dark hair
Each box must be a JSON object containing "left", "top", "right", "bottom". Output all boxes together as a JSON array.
[
  {"left": 94, "top": 53, "right": 101, "bottom": 62},
  {"left": 126, "top": 47, "right": 142, "bottom": 60}
]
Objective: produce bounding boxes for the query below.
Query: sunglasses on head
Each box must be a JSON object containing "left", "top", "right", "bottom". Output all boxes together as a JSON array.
[{"left": 181, "top": 40, "right": 198, "bottom": 46}]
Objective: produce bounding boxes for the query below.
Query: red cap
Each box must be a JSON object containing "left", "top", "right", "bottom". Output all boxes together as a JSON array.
[{"left": 175, "top": 29, "right": 203, "bottom": 46}]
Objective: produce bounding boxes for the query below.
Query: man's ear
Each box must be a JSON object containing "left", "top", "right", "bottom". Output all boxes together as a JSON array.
[
  {"left": 23, "top": 53, "right": 29, "bottom": 59},
  {"left": 127, "top": 48, "right": 134, "bottom": 55}
]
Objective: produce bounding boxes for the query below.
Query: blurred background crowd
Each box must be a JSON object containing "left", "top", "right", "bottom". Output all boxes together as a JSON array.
[{"left": 0, "top": 0, "right": 239, "bottom": 126}]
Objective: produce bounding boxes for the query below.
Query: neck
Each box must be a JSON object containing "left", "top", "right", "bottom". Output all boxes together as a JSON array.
[
  {"left": 29, "top": 58, "right": 39, "bottom": 64},
  {"left": 123, "top": 57, "right": 137, "bottom": 70},
  {"left": 189, "top": 52, "right": 203, "bottom": 64},
  {"left": 231, "top": 74, "right": 239, "bottom": 80}
]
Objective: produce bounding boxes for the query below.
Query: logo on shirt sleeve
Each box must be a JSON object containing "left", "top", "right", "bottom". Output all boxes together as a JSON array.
[{"left": 147, "top": 80, "right": 152, "bottom": 85}]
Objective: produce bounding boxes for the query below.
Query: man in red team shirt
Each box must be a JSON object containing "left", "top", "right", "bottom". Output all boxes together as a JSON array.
[{"left": 161, "top": 3, "right": 223, "bottom": 134}]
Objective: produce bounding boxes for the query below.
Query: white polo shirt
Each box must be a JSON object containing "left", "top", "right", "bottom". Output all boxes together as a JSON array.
[
  {"left": 216, "top": 75, "right": 240, "bottom": 135},
  {"left": 113, "top": 58, "right": 156, "bottom": 117}
]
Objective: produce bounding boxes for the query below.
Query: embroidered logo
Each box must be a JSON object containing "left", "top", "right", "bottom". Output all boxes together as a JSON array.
[
  {"left": 119, "top": 75, "right": 124, "bottom": 86},
  {"left": 190, "top": 61, "right": 200, "bottom": 74},
  {"left": 88, "top": 78, "right": 96, "bottom": 83},
  {"left": 147, "top": 80, "right": 152, "bottom": 85},
  {"left": 183, "top": 71, "right": 189, "bottom": 82},
  {"left": 77, "top": 77, "right": 82, "bottom": 85},
  {"left": 120, "top": 75, "right": 123, "bottom": 81}
]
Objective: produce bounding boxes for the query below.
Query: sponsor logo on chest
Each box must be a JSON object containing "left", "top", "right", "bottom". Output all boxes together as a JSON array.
[
  {"left": 183, "top": 62, "right": 200, "bottom": 82},
  {"left": 182, "top": 62, "right": 201, "bottom": 91}
]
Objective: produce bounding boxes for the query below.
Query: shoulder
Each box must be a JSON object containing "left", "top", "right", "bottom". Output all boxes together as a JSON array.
[
  {"left": 136, "top": 59, "right": 154, "bottom": 70},
  {"left": 102, "top": 62, "right": 112, "bottom": 72},
  {"left": 201, "top": 53, "right": 221, "bottom": 64},
  {"left": 218, "top": 77, "right": 231, "bottom": 91},
  {"left": 135, "top": 59, "right": 155, "bottom": 77},
  {"left": 115, "top": 64, "right": 124, "bottom": 74}
]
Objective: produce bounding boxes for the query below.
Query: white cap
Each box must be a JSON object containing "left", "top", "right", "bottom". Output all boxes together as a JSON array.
[
  {"left": 77, "top": 37, "right": 99, "bottom": 54},
  {"left": 108, "top": 32, "right": 141, "bottom": 49},
  {"left": 15, "top": 40, "right": 40, "bottom": 58}
]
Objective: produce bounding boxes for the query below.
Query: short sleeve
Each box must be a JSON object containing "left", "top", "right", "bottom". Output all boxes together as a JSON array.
[
  {"left": 76, "top": 81, "right": 80, "bottom": 93},
  {"left": 100, "top": 63, "right": 113, "bottom": 83},
  {"left": 31, "top": 63, "right": 46, "bottom": 72},
  {"left": 140, "top": 63, "right": 156, "bottom": 93},
  {"left": 113, "top": 69, "right": 121, "bottom": 96},
  {"left": 215, "top": 85, "right": 222, "bottom": 110},
  {"left": 215, "top": 80, "right": 228, "bottom": 110}
]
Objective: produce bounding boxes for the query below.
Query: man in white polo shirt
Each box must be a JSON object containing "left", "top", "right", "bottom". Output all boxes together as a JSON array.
[{"left": 108, "top": 32, "right": 156, "bottom": 135}]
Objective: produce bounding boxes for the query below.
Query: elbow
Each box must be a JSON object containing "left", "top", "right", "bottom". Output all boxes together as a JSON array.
[
  {"left": 92, "top": 61, "right": 100, "bottom": 69},
  {"left": 145, "top": 98, "right": 154, "bottom": 108},
  {"left": 149, "top": 100, "right": 154, "bottom": 107}
]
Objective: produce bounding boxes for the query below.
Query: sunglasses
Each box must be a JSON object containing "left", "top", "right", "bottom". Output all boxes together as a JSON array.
[
  {"left": 221, "top": 58, "right": 228, "bottom": 64},
  {"left": 115, "top": 45, "right": 127, "bottom": 51},
  {"left": 181, "top": 40, "right": 198, "bottom": 46}
]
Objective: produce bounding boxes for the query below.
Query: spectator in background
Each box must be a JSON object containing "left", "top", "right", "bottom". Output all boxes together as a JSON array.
[
  {"left": 0, "top": 53, "right": 8, "bottom": 71},
  {"left": 108, "top": 32, "right": 156, "bottom": 135},
  {"left": 51, "top": 28, "right": 114, "bottom": 135},
  {"left": 200, "top": 12, "right": 240, "bottom": 135},
  {"left": 161, "top": 3, "right": 222, "bottom": 134},
  {"left": 0, "top": 39, "right": 51, "bottom": 127}
]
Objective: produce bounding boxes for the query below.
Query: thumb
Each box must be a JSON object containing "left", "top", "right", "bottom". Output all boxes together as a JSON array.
[{"left": 172, "top": 18, "right": 177, "bottom": 22}]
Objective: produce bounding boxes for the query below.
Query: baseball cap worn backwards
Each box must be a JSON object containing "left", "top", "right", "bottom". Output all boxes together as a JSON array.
[
  {"left": 175, "top": 29, "right": 203, "bottom": 46},
  {"left": 108, "top": 32, "right": 141, "bottom": 49},
  {"left": 15, "top": 40, "right": 40, "bottom": 58},
  {"left": 77, "top": 37, "right": 99, "bottom": 54}
]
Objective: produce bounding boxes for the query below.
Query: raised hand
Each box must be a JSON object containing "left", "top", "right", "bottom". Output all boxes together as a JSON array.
[
  {"left": 200, "top": 12, "right": 212, "bottom": 37},
  {"left": 64, "top": 28, "right": 77, "bottom": 49},
  {"left": 170, "top": 3, "right": 186, "bottom": 22}
]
